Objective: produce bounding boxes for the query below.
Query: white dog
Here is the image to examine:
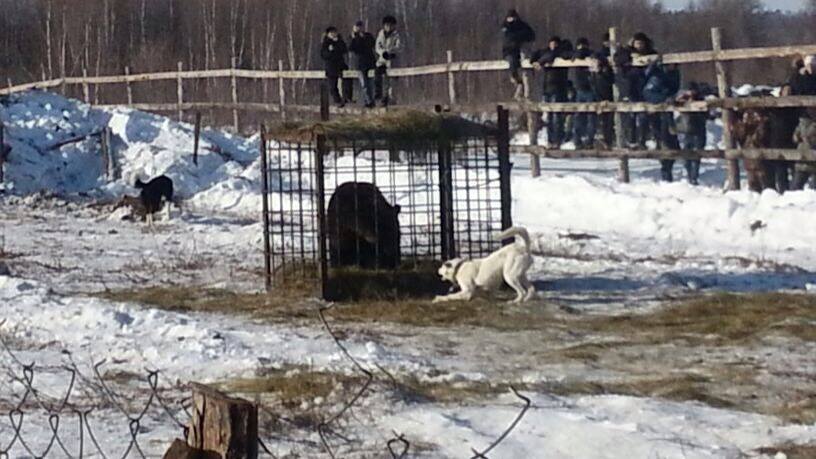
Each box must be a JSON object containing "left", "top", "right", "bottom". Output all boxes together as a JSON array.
[{"left": 433, "top": 227, "right": 535, "bottom": 303}]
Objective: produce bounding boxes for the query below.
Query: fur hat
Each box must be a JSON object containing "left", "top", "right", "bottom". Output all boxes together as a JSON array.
[
  {"left": 548, "top": 35, "right": 561, "bottom": 44},
  {"left": 382, "top": 15, "right": 397, "bottom": 25},
  {"left": 632, "top": 32, "right": 650, "bottom": 43},
  {"left": 576, "top": 37, "right": 590, "bottom": 47},
  {"left": 506, "top": 9, "right": 519, "bottom": 19}
]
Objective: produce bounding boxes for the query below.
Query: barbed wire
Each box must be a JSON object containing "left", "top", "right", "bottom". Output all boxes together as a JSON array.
[{"left": 0, "top": 319, "right": 188, "bottom": 458}]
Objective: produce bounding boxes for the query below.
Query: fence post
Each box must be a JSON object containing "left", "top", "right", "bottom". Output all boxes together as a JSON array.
[
  {"left": 528, "top": 110, "right": 542, "bottom": 177},
  {"left": 185, "top": 383, "right": 258, "bottom": 458},
  {"left": 231, "top": 57, "right": 239, "bottom": 132},
  {"left": 193, "top": 112, "right": 202, "bottom": 166},
  {"left": 278, "top": 59, "right": 287, "bottom": 121},
  {"left": 82, "top": 67, "right": 90, "bottom": 104},
  {"left": 100, "top": 127, "right": 110, "bottom": 180},
  {"left": 5, "top": 79, "right": 11, "bottom": 96},
  {"left": 320, "top": 81, "right": 330, "bottom": 122},
  {"left": 609, "top": 27, "right": 630, "bottom": 183},
  {"left": 712, "top": 27, "right": 740, "bottom": 191},
  {"left": 124, "top": 66, "right": 133, "bottom": 105},
  {"left": 497, "top": 105, "right": 514, "bottom": 232},
  {"left": 315, "top": 134, "right": 329, "bottom": 300},
  {"left": 0, "top": 122, "right": 5, "bottom": 184},
  {"left": 447, "top": 50, "right": 457, "bottom": 106},
  {"left": 260, "top": 125, "right": 272, "bottom": 292},
  {"left": 176, "top": 61, "right": 184, "bottom": 122}
]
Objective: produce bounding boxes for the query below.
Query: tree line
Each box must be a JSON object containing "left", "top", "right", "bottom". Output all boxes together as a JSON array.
[{"left": 1, "top": 0, "right": 814, "bottom": 109}]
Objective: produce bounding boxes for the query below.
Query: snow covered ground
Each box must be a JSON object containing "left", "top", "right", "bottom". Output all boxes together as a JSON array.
[{"left": 1, "top": 91, "right": 815, "bottom": 457}]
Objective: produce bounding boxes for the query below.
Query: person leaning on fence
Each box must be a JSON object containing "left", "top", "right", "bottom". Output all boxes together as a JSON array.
[
  {"left": 532, "top": 36, "right": 571, "bottom": 148},
  {"left": 790, "top": 56, "right": 816, "bottom": 189},
  {"left": 615, "top": 32, "right": 657, "bottom": 149},
  {"left": 642, "top": 57, "right": 681, "bottom": 181},
  {"left": 350, "top": 21, "right": 377, "bottom": 108},
  {"left": 674, "top": 82, "right": 708, "bottom": 185},
  {"left": 501, "top": 9, "right": 536, "bottom": 100},
  {"left": 320, "top": 27, "right": 352, "bottom": 107},
  {"left": 571, "top": 37, "right": 597, "bottom": 149},
  {"left": 375, "top": 15, "right": 403, "bottom": 107},
  {"left": 593, "top": 33, "right": 616, "bottom": 149}
]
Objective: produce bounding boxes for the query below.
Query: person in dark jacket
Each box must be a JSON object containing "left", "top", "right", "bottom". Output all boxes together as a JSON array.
[
  {"left": 321, "top": 27, "right": 351, "bottom": 106},
  {"left": 788, "top": 55, "right": 816, "bottom": 189},
  {"left": 675, "top": 82, "right": 708, "bottom": 185},
  {"left": 350, "top": 21, "right": 377, "bottom": 108},
  {"left": 501, "top": 9, "right": 535, "bottom": 100},
  {"left": 594, "top": 33, "right": 616, "bottom": 148},
  {"left": 615, "top": 32, "right": 657, "bottom": 148},
  {"left": 533, "top": 36, "right": 570, "bottom": 147},
  {"left": 572, "top": 37, "right": 597, "bottom": 149},
  {"left": 642, "top": 59, "right": 681, "bottom": 181}
]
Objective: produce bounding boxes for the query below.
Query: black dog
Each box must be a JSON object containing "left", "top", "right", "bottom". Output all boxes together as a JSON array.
[
  {"left": 326, "top": 182, "right": 401, "bottom": 269},
  {"left": 134, "top": 175, "right": 174, "bottom": 226}
]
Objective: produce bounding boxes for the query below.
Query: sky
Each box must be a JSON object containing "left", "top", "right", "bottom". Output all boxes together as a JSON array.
[{"left": 661, "top": 0, "right": 807, "bottom": 10}]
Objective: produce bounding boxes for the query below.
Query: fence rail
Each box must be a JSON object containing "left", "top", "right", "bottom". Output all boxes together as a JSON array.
[{"left": 1, "top": 27, "right": 815, "bottom": 190}]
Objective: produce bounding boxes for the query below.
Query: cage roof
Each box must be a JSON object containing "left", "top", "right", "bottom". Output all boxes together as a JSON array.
[{"left": 267, "top": 110, "right": 498, "bottom": 145}]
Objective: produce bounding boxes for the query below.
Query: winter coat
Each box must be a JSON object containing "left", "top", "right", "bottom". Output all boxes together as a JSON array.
[
  {"left": 376, "top": 29, "right": 403, "bottom": 68},
  {"left": 572, "top": 47, "right": 594, "bottom": 93},
  {"left": 501, "top": 19, "right": 535, "bottom": 57},
  {"left": 321, "top": 36, "right": 349, "bottom": 78},
  {"left": 350, "top": 32, "right": 377, "bottom": 71},
  {"left": 592, "top": 48, "right": 615, "bottom": 101},
  {"left": 789, "top": 70, "right": 816, "bottom": 96},
  {"left": 642, "top": 61, "right": 679, "bottom": 104},
  {"left": 614, "top": 41, "right": 657, "bottom": 101},
  {"left": 533, "top": 46, "right": 570, "bottom": 95}
]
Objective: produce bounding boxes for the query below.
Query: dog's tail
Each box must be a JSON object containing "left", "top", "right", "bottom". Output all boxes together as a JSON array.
[{"left": 494, "top": 226, "right": 531, "bottom": 253}]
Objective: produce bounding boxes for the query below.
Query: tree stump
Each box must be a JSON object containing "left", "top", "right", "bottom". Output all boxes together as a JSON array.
[{"left": 186, "top": 383, "right": 258, "bottom": 459}]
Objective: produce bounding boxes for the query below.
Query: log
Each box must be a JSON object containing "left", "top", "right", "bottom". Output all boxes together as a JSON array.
[
  {"left": 187, "top": 383, "right": 258, "bottom": 459},
  {"left": 713, "top": 28, "right": 740, "bottom": 191},
  {"left": 163, "top": 438, "right": 219, "bottom": 459},
  {"left": 447, "top": 50, "right": 457, "bottom": 106}
]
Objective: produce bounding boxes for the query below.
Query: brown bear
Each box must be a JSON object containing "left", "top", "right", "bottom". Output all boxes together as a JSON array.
[{"left": 326, "top": 182, "right": 401, "bottom": 269}]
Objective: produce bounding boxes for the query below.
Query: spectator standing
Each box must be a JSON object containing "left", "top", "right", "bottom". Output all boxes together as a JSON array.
[
  {"left": 594, "top": 33, "right": 616, "bottom": 148},
  {"left": 533, "top": 36, "right": 570, "bottom": 148},
  {"left": 572, "top": 37, "right": 597, "bottom": 149},
  {"left": 675, "top": 82, "right": 708, "bottom": 185},
  {"left": 320, "top": 27, "right": 351, "bottom": 107},
  {"left": 375, "top": 15, "right": 403, "bottom": 107},
  {"left": 642, "top": 58, "right": 681, "bottom": 181},
  {"left": 790, "top": 55, "right": 816, "bottom": 189},
  {"left": 350, "top": 21, "right": 377, "bottom": 108},
  {"left": 501, "top": 9, "right": 536, "bottom": 100},
  {"left": 615, "top": 32, "right": 657, "bottom": 148}
]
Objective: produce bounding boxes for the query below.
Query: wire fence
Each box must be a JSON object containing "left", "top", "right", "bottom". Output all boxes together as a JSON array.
[{"left": 0, "top": 304, "right": 531, "bottom": 458}]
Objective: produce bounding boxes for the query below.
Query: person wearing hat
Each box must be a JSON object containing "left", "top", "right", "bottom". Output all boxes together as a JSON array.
[
  {"left": 532, "top": 36, "right": 571, "bottom": 148},
  {"left": 614, "top": 32, "right": 657, "bottom": 149},
  {"left": 320, "top": 26, "right": 351, "bottom": 107},
  {"left": 789, "top": 55, "right": 816, "bottom": 189},
  {"left": 501, "top": 9, "right": 536, "bottom": 100},
  {"left": 350, "top": 21, "right": 377, "bottom": 108},
  {"left": 375, "top": 15, "right": 403, "bottom": 106},
  {"left": 674, "top": 82, "right": 709, "bottom": 185},
  {"left": 572, "top": 37, "right": 597, "bottom": 149}
]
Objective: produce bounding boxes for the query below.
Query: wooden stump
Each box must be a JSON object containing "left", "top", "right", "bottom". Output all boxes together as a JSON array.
[{"left": 186, "top": 383, "right": 258, "bottom": 459}]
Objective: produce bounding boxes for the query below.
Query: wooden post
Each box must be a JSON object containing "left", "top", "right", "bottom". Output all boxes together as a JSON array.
[
  {"left": 712, "top": 27, "right": 740, "bottom": 191},
  {"left": 278, "top": 60, "right": 287, "bottom": 121},
  {"left": 193, "top": 112, "right": 202, "bottom": 166},
  {"left": 497, "top": 105, "right": 514, "bottom": 232},
  {"left": 82, "top": 67, "right": 90, "bottom": 104},
  {"left": 0, "top": 122, "right": 5, "bottom": 184},
  {"left": 609, "top": 27, "right": 630, "bottom": 183},
  {"left": 231, "top": 57, "right": 239, "bottom": 132},
  {"left": 177, "top": 61, "right": 184, "bottom": 122},
  {"left": 315, "top": 135, "right": 329, "bottom": 300},
  {"left": 186, "top": 383, "right": 258, "bottom": 458},
  {"left": 446, "top": 50, "right": 457, "bottom": 106},
  {"left": 320, "top": 81, "right": 330, "bottom": 122},
  {"left": 259, "top": 125, "right": 272, "bottom": 292},
  {"left": 125, "top": 66, "right": 133, "bottom": 105},
  {"left": 100, "top": 127, "right": 110, "bottom": 181},
  {"left": 528, "top": 110, "right": 542, "bottom": 177},
  {"left": 6, "top": 79, "right": 11, "bottom": 96}
]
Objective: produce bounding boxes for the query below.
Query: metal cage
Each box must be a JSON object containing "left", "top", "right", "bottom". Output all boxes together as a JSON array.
[{"left": 260, "top": 107, "right": 512, "bottom": 299}]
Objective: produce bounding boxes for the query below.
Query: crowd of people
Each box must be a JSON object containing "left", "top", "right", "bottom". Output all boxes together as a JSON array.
[{"left": 319, "top": 10, "right": 816, "bottom": 188}]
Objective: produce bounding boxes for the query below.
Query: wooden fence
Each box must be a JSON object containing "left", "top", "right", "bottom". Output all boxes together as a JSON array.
[{"left": 1, "top": 27, "right": 815, "bottom": 189}]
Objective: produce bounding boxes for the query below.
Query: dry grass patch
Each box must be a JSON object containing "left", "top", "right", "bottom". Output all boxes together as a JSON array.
[
  {"left": 756, "top": 444, "right": 816, "bottom": 459},
  {"left": 582, "top": 293, "right": 816, "bottom": 344}
]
